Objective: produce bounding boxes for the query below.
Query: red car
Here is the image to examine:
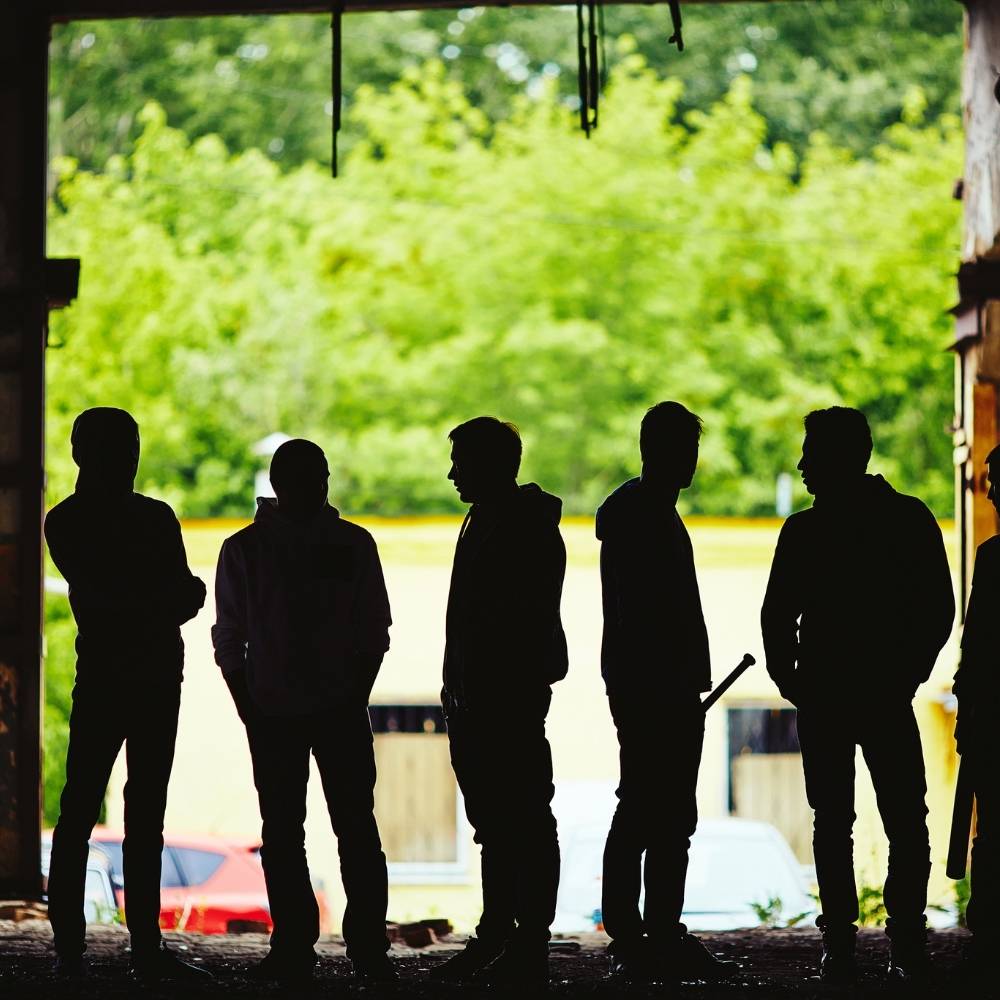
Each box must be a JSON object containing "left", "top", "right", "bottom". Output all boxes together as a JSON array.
[{"left": 90, "top": 827, "right": 280, "bottom": 935}]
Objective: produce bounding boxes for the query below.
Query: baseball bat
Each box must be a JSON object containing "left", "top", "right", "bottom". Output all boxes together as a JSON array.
[{"left": 701, "top": 653, "right": 756, "bottom": 713}]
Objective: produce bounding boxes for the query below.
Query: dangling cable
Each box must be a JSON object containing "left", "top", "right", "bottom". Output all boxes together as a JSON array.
[
  {"left": 597, "top": 2, "right": 608, "bottom": 91},
  {"left": 331, "top": 2, "right": 343, "bottom": 177},
  {"left": 668, "top": 0, "right": 684, "bottom": 53},
  {"left": 587, "top": 0, "right": 600, "bottom": 131},
  {"left": 576, "top": 2, "right": 591, "bottom": 137}
]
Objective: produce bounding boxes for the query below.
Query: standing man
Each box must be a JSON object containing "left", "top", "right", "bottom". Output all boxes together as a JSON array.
[
  {"left": 953, "top": 444, "right": 1000, "bottom": 974},
  {"left": 430, "top": 416, "right": 567, "bottom": 987},
  {"left": 45, "top": 407, "right": 207, "bottom": 981},
  {"left": 762, "top": 406, "right": 954, "bottom": 984},
  {"left": 597, "top": 401, "right": 735, "bottom": 983},
  {"left": 212, "top": 439, "right": 394, "bottom": 985}
]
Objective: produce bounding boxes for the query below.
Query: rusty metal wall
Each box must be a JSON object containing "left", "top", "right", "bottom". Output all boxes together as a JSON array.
[{"left": 0, "top": 5, "right": 48, "bottom": 899}]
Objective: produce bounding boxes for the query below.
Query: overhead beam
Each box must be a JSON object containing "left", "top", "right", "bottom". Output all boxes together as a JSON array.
[{"left": 44, "top": 0, "right": 796, "bottom": 22}]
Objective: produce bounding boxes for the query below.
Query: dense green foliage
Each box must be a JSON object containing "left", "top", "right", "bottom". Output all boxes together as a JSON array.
[
  {"left": 47, "top": 61, "right": 961, "bottom": 518},
  {"left": 44, "top": 594, "right": 76, "bottom": 825},
  {"left": 50, "top": 1, "right": 961, "bottom": 172}
]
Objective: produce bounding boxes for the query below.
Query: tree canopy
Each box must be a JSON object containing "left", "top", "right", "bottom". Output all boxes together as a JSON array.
[{"left": 47, "top": 58, "right": 962, "bottom": 518}]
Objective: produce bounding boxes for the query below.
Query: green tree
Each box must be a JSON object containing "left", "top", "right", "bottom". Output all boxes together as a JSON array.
[{"left": 46, "top": 61, "right": 962, "bottom": 519}]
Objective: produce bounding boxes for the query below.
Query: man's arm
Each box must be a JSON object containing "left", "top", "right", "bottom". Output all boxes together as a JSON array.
[
  {"left": 350, "top": 534, "right": 392, "bottom": 704},
  {"left": 211, "top": 538, "right": 255, "bottom": 722},
  {"left": 761, "top": 520, "right": 803, "bottom": 703},
  {"left": 160, "top": 509, "right": 207, "bottom": 625},
  {"left": 906, "top": 502, "right": 955, "bottom": 687}
]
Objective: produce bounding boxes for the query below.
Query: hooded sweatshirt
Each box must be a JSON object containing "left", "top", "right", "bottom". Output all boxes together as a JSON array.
[
  {"left": 595, "top": 477, "right": 712, "bottom": 697},
  {"left": 212, "top": 498, "right": 391, "bottom": 716},
  {"left": 443, "top": 482, "right": 568, "bottom": 709},
  {"left": 761, "top": 473, "right": 954, "bottom": 703}
]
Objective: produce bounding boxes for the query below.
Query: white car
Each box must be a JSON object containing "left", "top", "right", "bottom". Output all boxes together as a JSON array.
[
  {"left": 553, "top": 813, "right": 815, "bottom": 933},
  {"left": 41, "top": 833, "right": 120, "bottom": 925}
]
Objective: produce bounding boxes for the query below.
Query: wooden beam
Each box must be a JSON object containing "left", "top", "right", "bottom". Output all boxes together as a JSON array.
[{"left": 44, "top": 0, "right": 800, "bottom": 23}]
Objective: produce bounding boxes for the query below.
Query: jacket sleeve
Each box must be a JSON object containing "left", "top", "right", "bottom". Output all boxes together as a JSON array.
[
  {"left": 906, "top": 502, "right": 955, "bottom": 686},
  {"left": 160, "top": 509, "right": 207, "bottom": 626},
  {"left": 211, "top": 538, "right": 248, "bottom": 676},
  {"left": 955, "top": 540, "right": 999, "bottom": 699},
  {"left": 353, "top": 534, "right": 392, "bottom": 657},
  {"left": 761, "top": 519, "right": 802, "bottom": 700},
  {"left": 520, "top": 521, "right": 567, "bottom": 657}
]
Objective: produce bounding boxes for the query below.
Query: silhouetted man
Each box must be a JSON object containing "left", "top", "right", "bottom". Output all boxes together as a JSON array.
[
  {"left": 596, "top": 401, "right": 735, "bottom": 983},
  {"left": 762, "top": 406, "right": 954, "bottom": 984},
  {"left": 430, "top": 417, "right": 567, "bottom": 986},
  {"left": 45, "top": 408, "right": 207, "bottom": 981},
  {"left": 212, "top": 439, "right": 394, "bottom": 985},
  {"left": 954, "top": 444, "right": 1000, "bottom": 974}
]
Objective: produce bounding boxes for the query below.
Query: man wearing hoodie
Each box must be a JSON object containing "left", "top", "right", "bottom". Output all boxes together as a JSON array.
[
  {"left": 762, "top": 406, "right": 954, "bottom": 984},
  {"left": 430, "top": 416, "right": 567, "bottom": 987},
  {"left": 44, "top": 408, "right": 207, "bottom": 982},
  {"left": 596, "top": 401, "right": 735, "bottom": 984},
  {"left": 212, "top": 439, "right": 393, "bottom": 985}
]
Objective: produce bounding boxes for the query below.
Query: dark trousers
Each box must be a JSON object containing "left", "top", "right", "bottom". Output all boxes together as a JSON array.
[
  {"left": 797, "top": 702, "right": 930, "bottom": 932},
  {"left": 602, "top": 691, "right": 704, "bottom": 945},
  {"left": 967, "top": 726, "right": 1000, "bottom": 937},
  {"left": 445, "top": 690, "right": 559, "bottom": 947},
  {"left": 245, "top": 706, "right": 389, "bottom": 963},
  {"left": 48, "top": 673, "right": 181, "bottom": 958}
]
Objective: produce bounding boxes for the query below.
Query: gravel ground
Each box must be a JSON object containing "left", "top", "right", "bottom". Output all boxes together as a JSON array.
[{"left": 0, "top": 923, "right": 987, "bottom": 999}]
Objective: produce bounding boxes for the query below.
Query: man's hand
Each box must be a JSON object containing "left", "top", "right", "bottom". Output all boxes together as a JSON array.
[{"left": 224, "top": 667, "right": 256, "bottom": 726}]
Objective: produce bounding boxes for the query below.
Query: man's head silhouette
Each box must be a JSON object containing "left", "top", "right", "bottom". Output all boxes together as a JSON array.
[
  {"left": 986, "top": 444, "right": 1000, "bottom": 518},
  {"left": 448, "top": 416, "right": 521, "bottom": 505},
  {"left": 71, "top": 407, "right": 140, "bottom": 492},
  {"left": 798, "top": 406, "right": 873, "bottom": 497},
  {"left": 270, "top": 439, "right": 329, "bottom": 520},
  {"left": 640, "top": 401, "right": 702, "bottom": 492}
]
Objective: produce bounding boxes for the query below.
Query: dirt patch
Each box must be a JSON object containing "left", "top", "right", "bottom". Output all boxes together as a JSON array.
[{"left": 0, "top": 922, "right": 977, "bottom": 998}]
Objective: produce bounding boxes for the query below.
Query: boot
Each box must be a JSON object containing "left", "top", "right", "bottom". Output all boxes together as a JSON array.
[
  {"left": 474, "top": 939, "right": 549, "bottom": 987},
  {"left": 817, "top": 916, "right": 858, "bottom": 986},
  {"left": 131, "top": 943, "right": 212, "bottom": 982},
  {"left": 886, "top": 919, "right": 931, "bottom": 983},
  {"left": 607, "top": 938, "right": 652, "bottom": 983},
  {"left": 428, "top": 936, "right": 506, "bottom": 983}
]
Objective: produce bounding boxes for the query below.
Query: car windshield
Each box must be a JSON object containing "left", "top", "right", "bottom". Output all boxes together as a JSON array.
[{"left": 684, "top": 835, "right": 802, "bottom": 913}]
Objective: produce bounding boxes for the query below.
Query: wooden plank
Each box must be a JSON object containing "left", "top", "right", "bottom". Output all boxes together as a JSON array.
[{"left": 972, "top": 381, "right": 998, "bottom": 551}]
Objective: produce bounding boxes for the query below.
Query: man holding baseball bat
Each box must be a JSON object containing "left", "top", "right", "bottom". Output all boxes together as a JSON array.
[
  {"left": 597, "top": 401, "right": 737, "bottom": 984},
  {"left": 952, "top": 445, "right": 1000, "bottom": 975},
  {"left": 762, "top": 407, "right": 954, "bottom": 984}
]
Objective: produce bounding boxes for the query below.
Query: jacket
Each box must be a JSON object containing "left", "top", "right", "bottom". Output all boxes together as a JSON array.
[
  {"left": 443, "top": 483, "right": 568, "bottom": 708},
  {"left": 44, "top": 487, "right": 205, "bottom": 674},
  {"left": 212, "top": 498, "right": 391, "bottom": 716},
  {"left": 761, "top": 473, "right": 954, "bottom": 703},
  {"left": 595, "top": 477, "right": 712, "bottom": 697}
]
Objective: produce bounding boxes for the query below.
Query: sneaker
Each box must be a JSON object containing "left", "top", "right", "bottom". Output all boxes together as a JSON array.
[
  {"left": 671, "top": 932, "right": 739, "bottom": 981},
  {"left": 248, "top": 950, "right": 316, "bottom": 986},
  {"left": 474, "top": 942, "right": 549, "bottom": 988},
  {"left": 887, "top": 937, "right": 932, "bottom": 982},
  {"left": 428, "top": 937, "right": 506, "bottom": 983},
  {"left": 131, "top": 943, "right": 212, "bottom": 982},
  {"left": 818, "top": 919, "right": 858, "bottom": 986},
  {"left": 353, "top": 954, "right": 399, "bottom": 983},
  {"left": 607, "top": 939, "right": 651, "bottom": 983},
  {"left": 53, "top": 954, "right": 86, "bottom": 978}
]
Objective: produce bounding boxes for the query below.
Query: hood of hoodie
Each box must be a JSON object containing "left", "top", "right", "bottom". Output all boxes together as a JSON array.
[
  {"left": 811, "top": 473, "right": 897, "bottom": 512},
  {"left": 253, "top": 497, "right": 341, "bottom": 541},
  {"left": 514, "top": 482, "right": 563, "bottom": 526},
  {"left": 595, "top": 477, "right": 650, "bottom": 541}
]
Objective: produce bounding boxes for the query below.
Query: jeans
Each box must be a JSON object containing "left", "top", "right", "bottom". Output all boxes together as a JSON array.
[
  {"left": 445, "top": 689, "right": 559, "bottom": 947},
  {"left": 601, "top": 691, "right": 704, "bottom": 944},
  {"left": 48, "top": 671, "right": 181, "bottom": 958},
  {"left": 796, "top": 702, "right": 930, "bottom": 933},
  {"left": 244, "top": 706, "right": 389, "bottom": 962}
]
